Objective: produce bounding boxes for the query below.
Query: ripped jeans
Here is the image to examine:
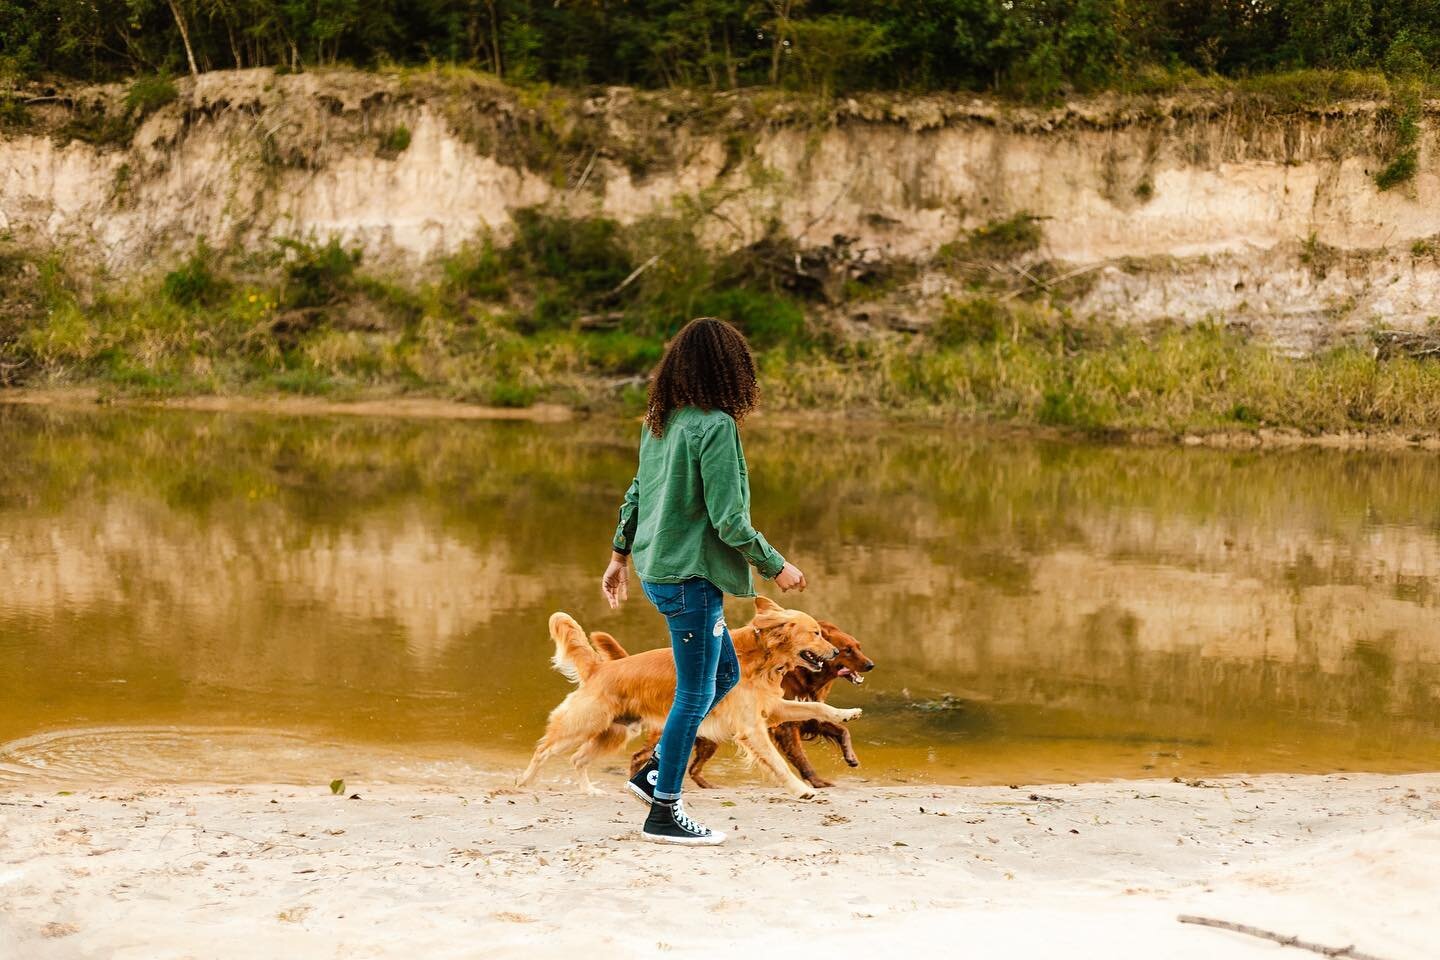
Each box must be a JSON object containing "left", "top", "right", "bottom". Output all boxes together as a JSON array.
[{"left": 640, "top": 577, "right": 739, "bottom": 801}]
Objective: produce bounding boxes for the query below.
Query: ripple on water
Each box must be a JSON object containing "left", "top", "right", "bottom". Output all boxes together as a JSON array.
[{"left": 0, "top": 726, "right": 495, "bottom": 789}]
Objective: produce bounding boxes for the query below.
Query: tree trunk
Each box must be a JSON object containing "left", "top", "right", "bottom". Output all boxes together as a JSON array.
[
  {"left": 225, "top": 20, "right": 243, "bottom": 69},
  {"left": 167, "top": 0, "right": 201, "bottom": 78},
  {"left": 723, "top": 25, "right": 737, "bottom": 90},
  {"left": 486, "top": 0, "right": 503, "bottom": 78}
]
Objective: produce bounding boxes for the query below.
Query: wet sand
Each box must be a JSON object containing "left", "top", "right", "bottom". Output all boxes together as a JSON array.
[{"left": 2, "top": 771, "right": 1436, "bottom": 959}]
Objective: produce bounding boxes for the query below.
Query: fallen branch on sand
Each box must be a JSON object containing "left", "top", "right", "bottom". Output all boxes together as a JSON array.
[{"left": 1177, "top": 915, "right": 1390, "bottom": 960}]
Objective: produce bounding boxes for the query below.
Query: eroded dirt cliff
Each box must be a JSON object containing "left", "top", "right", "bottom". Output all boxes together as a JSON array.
[{"left": 3, "top": 68, "right": 1438, "bottom": 349}]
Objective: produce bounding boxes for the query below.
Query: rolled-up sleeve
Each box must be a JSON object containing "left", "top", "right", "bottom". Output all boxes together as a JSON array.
[
  {"left": 611, "top": 476, "right": 639, "bottom": 555},
  {"left": 698, "top": 418, "right": 785, "bottom": 578}
]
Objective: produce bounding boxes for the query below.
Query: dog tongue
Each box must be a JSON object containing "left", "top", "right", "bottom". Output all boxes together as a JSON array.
[{"left": 836, "top": 667, "right": 852, "bottom": 676}]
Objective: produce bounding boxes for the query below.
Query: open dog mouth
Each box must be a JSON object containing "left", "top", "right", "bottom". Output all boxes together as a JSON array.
[
  {"left": 836, "top": 667, "right": 866, "bottom": 685},
  {"left": 799, "top": 649, "right": 828, "bottom": 672}
]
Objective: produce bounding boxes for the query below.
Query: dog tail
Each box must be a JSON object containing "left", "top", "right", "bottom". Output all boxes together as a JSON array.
[
  {"left": 589, "top": 631, "right": 629, "bottom": 660},
  {"left": 548, "top": 612, "right": 603, "bottom": 684}
]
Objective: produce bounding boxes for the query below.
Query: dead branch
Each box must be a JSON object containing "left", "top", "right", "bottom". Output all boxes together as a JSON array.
[
  {"left": 570, "top": 148, "right": 599, "bottom": 193},
  {"left": 601, "top": 254, "right": 660, "bottom": 301},
  {"left": 1372, "top": 329, "right": 1440, "bottom": 361},
  {"left": 1177, "top": 915, "right": 1391, "bottom": 960},
  {"left": 576, "top": 311, "right": 624, "bottom": 330}
]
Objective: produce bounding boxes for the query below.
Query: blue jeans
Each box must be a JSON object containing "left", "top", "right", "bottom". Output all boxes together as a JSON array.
[{"left": 640, "top": 577, "right": 739, "bottom": 801}]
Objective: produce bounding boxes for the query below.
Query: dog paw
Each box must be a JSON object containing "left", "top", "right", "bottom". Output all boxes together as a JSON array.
[
  {"left": 844, "top": 757, "right": 860, "bottom": 768},
  {"left": 806, "top": 777, "right": 835, "bottom": 789}
]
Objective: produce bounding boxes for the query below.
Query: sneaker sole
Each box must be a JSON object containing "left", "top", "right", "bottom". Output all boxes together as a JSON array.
[
  {"left": 640, "top": 830, "right": 726, "bottom": 846},
  {"left": 625, "top": 781, "right": 655, "bottom": 807}
]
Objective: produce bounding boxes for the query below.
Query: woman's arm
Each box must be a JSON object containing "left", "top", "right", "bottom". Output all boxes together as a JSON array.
[
  {"left": 602, "top": 477, "right": 639, "bottom": 609},
  {"left": 611, "top": 476, "right": 639, "bottom": 556},
  {"left": 698, "top": 418, "right": 803, "bottom": 590}
]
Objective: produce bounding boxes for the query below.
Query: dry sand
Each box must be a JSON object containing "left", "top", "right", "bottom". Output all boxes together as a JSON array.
[{"left": 1, "top": 772, "right": 1437, "bottom": 959}]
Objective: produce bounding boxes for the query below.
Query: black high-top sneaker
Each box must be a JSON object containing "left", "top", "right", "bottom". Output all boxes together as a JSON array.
[
  {"left": 641, "top": 798, "right": 726, "bottom": 845},
  {"left": 627, "top": 755, "right": 659, "bottom": 806}
]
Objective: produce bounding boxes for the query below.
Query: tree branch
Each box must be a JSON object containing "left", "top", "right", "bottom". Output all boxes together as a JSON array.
[{"left": 1178, "top": 915, "right": 1391, "bottom": 960}]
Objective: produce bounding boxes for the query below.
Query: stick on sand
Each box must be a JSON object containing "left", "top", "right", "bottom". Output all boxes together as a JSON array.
[{"left": 1177, "top": 915, "right": 1390, "bottom": 960}]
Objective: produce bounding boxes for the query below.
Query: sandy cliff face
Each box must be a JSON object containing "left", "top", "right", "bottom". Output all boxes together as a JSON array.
[{"left": 2, "top": 68, "right": 1437, "bottom": 344}]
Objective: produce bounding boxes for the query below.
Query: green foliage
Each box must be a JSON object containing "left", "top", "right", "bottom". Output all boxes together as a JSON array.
[
  {"left": 443, "top": 240, "right": 509, "bottom": 301},
  {"left": 6, "top": 0, "right": 1440, "bottom": 101},
  {"left": 276, "top": 237, "right": 361, "bottom": 309},
  {"left": 932, "top": 297, "right": 1010, "bottom": 346},
  {"left": 163, "top": 241, "right": 229, "bottom": 307},
  {"left": 1373, "top": 38, "right": 1426, "bottom": 191},
  {"left": 502, "top": 208, "right": 631, "bottom": 333},
  {"left": 125, "top": 75, "right": 178, "bottom": 116},
  {"left": 507, "top": 208, "right": 630, "bottom": 294},
  {"left": 486, "top": 377, "right": 539, "bottom": 407},
  {"left": 575, "top": 330, "right": 664, "bottom": 375},
  {"left": 0, "top": 94, "right": 29, "bottom": 127},
  {"left": 1375, "top": 152, "right": 1417, "bottom": 191},
  {"left": 691, "top": 288, "right": 807, "bottom": 351},
  {"left": 785, "top": 15, "right": 892, "bottom": 95},
  {"left": 376, "top": 126, "right": 411, "bottom": 158},
  {"left": 939, "top": 215, "right": 1045, "bottom": 267}
]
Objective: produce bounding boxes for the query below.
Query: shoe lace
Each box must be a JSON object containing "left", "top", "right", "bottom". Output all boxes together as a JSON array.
[{"left": 670, "top": 800, "right": 709, "bottom": 836}]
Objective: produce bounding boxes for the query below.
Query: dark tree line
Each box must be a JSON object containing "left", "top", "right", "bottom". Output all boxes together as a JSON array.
[{"left": 1, "top": 1, "right": 1437, "bottom": 95}]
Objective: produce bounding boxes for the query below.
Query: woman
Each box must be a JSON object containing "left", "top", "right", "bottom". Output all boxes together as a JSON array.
[{"left": 601, "top": 317, "right": 806, "bottom": 845}]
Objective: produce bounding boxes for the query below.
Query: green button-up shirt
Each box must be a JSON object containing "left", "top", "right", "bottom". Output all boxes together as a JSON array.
[{"left": 611, "top": 406, "right": 785, "bottom": 598}]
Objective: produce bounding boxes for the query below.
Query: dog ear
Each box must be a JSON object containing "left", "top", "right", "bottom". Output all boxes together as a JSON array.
[{"left": 752, "top": 601, "right": 791, "bottom": 632}]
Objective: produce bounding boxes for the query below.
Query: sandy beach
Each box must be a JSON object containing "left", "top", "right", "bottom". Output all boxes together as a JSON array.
[{"left": 1, "top": 771, "right": 1436, "bottom": 959}]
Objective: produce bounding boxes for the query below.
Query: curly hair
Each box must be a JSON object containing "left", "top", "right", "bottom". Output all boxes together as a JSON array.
[{"left": 645, "top": 317, "right": 759, "bottom": 437}]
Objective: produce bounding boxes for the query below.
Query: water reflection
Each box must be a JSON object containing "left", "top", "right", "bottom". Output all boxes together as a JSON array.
[{"left": 1, "top": 404, "right": 1438, "bottom": 787}]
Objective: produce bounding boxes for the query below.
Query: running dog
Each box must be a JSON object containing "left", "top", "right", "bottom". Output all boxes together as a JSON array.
[
  {"left": 517, "top": 597, "right": 861, "bottom": 799},
  {"left": 600, "top": 619, "right": 874, "bottom": 789}
]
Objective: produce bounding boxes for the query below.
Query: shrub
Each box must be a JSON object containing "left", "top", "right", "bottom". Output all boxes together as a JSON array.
[
  {"left": 932, "top": 297, "right": 1010, "bottom": 345},
  {"left": 939, "top": 215, "right": 1045, "bottom": 265},
  {"left": 377, "top": 126, "right": 411, "bottom": 158},
  {"left": 692, "top": 287, "right": 807, "bottom": 350},
  {"left": 0, "top": 95, "right": 29, "bottom": 127},
  {"left": 580, "top": 330, "right": 664, "bottom": 374},
  {"left": 125, "top": 75, "right": 178, "bottom": 118},
  {"left": 162, "top": 241, "right": 229, "bottom": 307},
  {"left": 507, "top": 208, "right": 631, "bottom": 296},
  {"left": 276, "top": 238, "right": 361, "bottom": 308},
  {"left": 1376, "top": 152, "right": 1418, "bottom": 191},
  {"left": 443, "top": 240, "right": 509, "bottom": 300}
]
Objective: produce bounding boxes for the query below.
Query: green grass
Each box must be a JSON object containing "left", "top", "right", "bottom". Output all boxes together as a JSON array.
[{"left": 767, "top": 299, "right": 1440, "bottom": 434}]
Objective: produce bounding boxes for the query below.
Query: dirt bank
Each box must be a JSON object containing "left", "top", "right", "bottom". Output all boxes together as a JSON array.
[{"left": 4, "top": 68, "right": 1440, "bottom": 341}]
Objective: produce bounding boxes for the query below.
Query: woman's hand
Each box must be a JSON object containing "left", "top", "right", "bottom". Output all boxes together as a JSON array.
[
  {"left": 775, "top": 561, "right": 807, "bottom": 592},
  {"left": 602, "top": 552, "right": 629, "bottom": 609}
]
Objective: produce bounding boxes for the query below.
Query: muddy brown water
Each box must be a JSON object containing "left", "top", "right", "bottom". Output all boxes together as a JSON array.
[{"left": 1, "top": 403, "right": 1438, "bottom": 791}]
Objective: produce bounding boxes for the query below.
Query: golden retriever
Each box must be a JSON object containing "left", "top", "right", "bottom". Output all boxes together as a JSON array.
[
  {"left": 603, "top": 619, "right": 874, "bottom": 789},
  {"left": 517, "top": 597, "right": 862, "bottom": 799}
]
